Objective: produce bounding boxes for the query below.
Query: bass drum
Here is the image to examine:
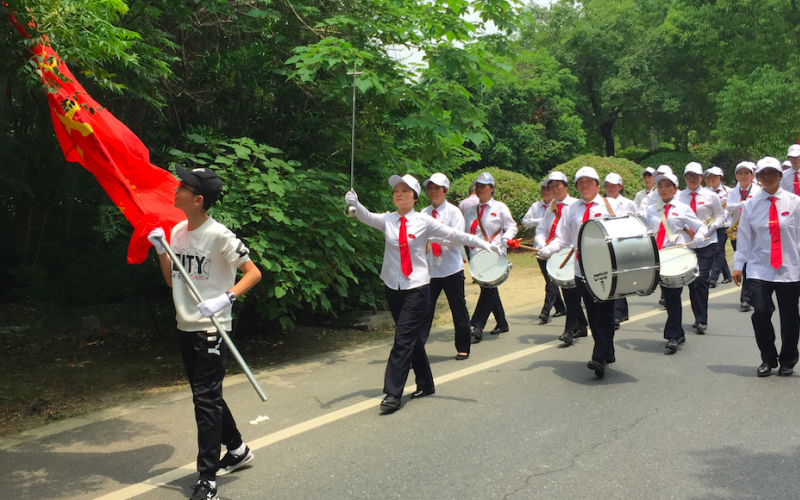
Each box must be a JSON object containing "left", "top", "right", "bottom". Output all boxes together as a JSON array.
[
  {"left": 578, "top": 214, "right": 660, "bottom": 302},
  {"left": 546, "top": 247, "right": 576, "bottom": 289},
  {"left": 469, "top": 249, "right": 512, "bottom": 288}
]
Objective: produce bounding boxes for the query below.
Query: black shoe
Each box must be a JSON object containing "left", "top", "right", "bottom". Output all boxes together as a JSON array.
[
  {"left": 491, "top": 325, "right": 509, "bottom": 335},
  {"left": 470, "top": 326, "right": 483, "bottom": 344},
  {"left": 778, "top": 366, "right": 794, "bottom": 377},
  {"left": 380, "top": 394, "right": 402, "bottom": 410},
  {"left": 721, "top": 278, "right": 732, "bottom": 284},
  {"left": 621, "top": 316, "right": 629, "bottom": 322},
  {"left": 614, "top": 319, "right": 621, "bottom": 330},
  {"left": 587, "top": 359, "right": 606, "bottom": 378},
  {"left": 538, "top": 313, "right": 549, "bottom": 325},
  {"left": 455, "top": 352, "right": 469, "bottom": 360},
  {"left": 573, "top": 328, "right": 588, "bottom": 338},
  {"left": 666, "top": 338, "right": 678, "bottom": 352},
  {"left": 558, "top": 330, "right": 574, "bottom": 346},
  {"left": 740, "top": 302, "right": 752, "bottom": 312},
  {"left": 190, "top": 480, "right": 219, "bottom": 500},
  {"left": 659, "top": 299, "right": 665, "bottom": 307},
  {"left": 606, "top": 357, "right": 615, "bottom": 364},
  {"left": 696, "top": 323, "right": 707, "bottom": 334},
  {"left": 709, "top": 281, "right": 717, "bottom": 288},
  {"left": 677, "top": 336, "right": 686, "bottom": 344},
  {"left": 757, "top": 362, "right": 776, "bottom": 377},
  {"left": 411, "top": 387, "right": 435, "bottom": 399},
  {"left": 217, "top": 446, "right": 254, "bottom": 476},
  {"left": 553, "top": 310, "right": 566, "bottom": 318}
]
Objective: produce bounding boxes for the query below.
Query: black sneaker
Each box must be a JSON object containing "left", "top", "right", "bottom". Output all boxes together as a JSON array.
[
  {"left": 217, "top": 446, "right": 254, "bottom": 476},
  {"left": 190, "top": 479, "right": 219, "bottom": 500}
]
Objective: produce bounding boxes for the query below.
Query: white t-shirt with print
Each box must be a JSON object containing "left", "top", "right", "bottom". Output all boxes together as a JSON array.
[{"left": 170, "top": 217, "right": 251, "bottom": 332}]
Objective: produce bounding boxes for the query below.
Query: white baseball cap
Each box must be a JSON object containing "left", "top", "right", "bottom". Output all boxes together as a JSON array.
[
  {"left": 655, "top": 173, "right": 679, "bottom": 187},
  {"left": 705, "top": 166, "right": 724, "bottom": 177},
  {"left": 604, "top": 173, "right": 623, "bottom": 185},
  {"left": 388, "top": 174, "right": 421, "bottom": 196},
  {"left": 656, "top": 165, "right": 673, "bottom": 175},
  {"left": 540, "top": 179, "right": 550, "bottom": 188},
  {"left": 756, "top": 156, "right": 782, "bottom": 174},
  {"left": 684, "top": 162, "right": 704, "bottom": 176},
  {"left": 546, "top": 171, "right": 569, "bottom": 184},
  {"left": 783, "top": 160, "right": 792, "bottom": 168},
  {"left": 476, "top": 172, "right": 495, "bottom": 186},
  {"left": 788, "top": 144, "right": 800, "bottom": 157},
  {"left": 735, "top": 161, "right": 755, "bottom": 173},
  {"left": 575, "top": 166, "right": 600, "bottom": 182},
  {"left": 423, "top": 172, "right": 450, "bottom": 189},
  {"left": 641, "top": 167, "right": 655, "bottom": 176}
]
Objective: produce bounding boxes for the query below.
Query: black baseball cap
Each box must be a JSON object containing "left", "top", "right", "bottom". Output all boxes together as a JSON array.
[{"left": 175, "top": 165, "right": 223, "bottom": 205}]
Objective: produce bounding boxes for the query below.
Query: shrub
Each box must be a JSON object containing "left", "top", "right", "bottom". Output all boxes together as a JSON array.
[
  {"left": 639, "top": 151, "right": 702, "bottom": 171},
  {"left": 547, "top": 155, "right": 643, "bottom": 199},
  {"left": 690, "top": 143, "right": 754, "bottom": 186},
  {"left": 616, "top": 146, "right": 651, "bottom": 163}
]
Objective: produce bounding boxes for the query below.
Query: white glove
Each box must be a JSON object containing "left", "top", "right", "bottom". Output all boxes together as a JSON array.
[
  {"left": 345, "top": 189, "right": 358, "bottom": 206},
  {"left": 537, "top": 248, "right": 552, "bottom": 260},
  {"left": 489, "top": 243, "right": 503, "bottom": 255},
  {"left": 147, "top": 228, "right": 167, "bottom": 255},
  {"left": 693, "top": 232, "right": 706, "bottom": 246},
  {"left": 197, "top": 293, "right": 232, "bottom": 318}
]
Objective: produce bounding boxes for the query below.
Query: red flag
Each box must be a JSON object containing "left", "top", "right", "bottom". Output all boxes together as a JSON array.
[{"left": 7, "top": 10, "right": 185, "bottom": 264}]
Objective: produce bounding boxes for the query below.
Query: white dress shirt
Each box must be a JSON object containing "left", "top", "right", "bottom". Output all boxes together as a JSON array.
[
  {"left": 780, "top": 167, "right": 800, "bottom": 195},
  {"left": 542, "top": 194, "right": 620, "bottom": 277},
  {"left": 464, "top": 198, "right": 518, "bottom": 256},
  {"left": 458, "top": 194, "right": 480, "bottom": 216},
  {"left": 533, "top": 195, "right": 579, "bottom": 249},
  {"left": 637, "top": 189, "right": 661, "bottom": 214},
  {"left": 726, "top": 182, "right": 761, "bottom": 226},
  {"left": 421, "top": 201, "right": 466, "bottom": 279},
  {"left": 734, "top": 188, "right": 800, "bottom": 282},
  {"left": 643, "top": 199, "right": 707, "bottom": 249},
  {"left": 522, "top": 199, "right": 550, "bottom": 229},
  {"left": 607, "top": 194, "right": 637, "bottom": 216},
  {"left": 709, "top": 185, "right": 731, "bottom": 227},
  {"left": 634, "top": 188, "right": 654, "bottom": 208},
  {"left": 353, "top": 203, "right": 491, "bottom": 289},
  {"left": 676, "top": 187, "right": 726, "bottom": 248}
]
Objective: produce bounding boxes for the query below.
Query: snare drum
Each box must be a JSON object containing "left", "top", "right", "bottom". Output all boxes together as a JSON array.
[
  {"left": 546, "top": 247, "right": 576, "bottom": 289},
  {"left": 578, "top": 214, "right": 659, "bottom": 301},
  {"left": 658, "top": 247, "right": 699, "bottom": 288},
  {"left": 469, "top": 249, "right": 512, "bottom": 288}
]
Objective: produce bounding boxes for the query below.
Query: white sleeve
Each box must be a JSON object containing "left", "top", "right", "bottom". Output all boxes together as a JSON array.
[{"left": 353, "top": 202, "right": 387, "bottom": 232}]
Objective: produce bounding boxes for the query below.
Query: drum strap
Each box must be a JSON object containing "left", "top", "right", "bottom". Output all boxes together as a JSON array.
[
  {"left": 476, "top": 207, "right": 503, "bottom": 243},
  {"left": 602, "top": 197, "right": 616, "bottom": 217}
]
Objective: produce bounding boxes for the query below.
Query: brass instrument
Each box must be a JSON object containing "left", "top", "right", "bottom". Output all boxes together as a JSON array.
[
  {"left": 727, "top": 218, "right": 739, "bottom": 240},
  {"left": 704, "top": 216, "right": 715, "bottom": 227}
]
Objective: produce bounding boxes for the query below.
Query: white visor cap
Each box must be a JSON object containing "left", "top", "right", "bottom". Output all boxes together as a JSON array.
[
  {"left": 655, "top": 173, "right": 679, "bottom": 188},
  {"left": 656, "top": 165, "right": 673, "bottom": 175},
  {"left": 641, "top": 167, "right": 655, "bottom": 176},
  {"left": 423, "top": 172, "right": 450, "bottom": 189},
  {"left": 604, "top": 173, "right": 623, "bottom": 185},
  {"left": 787, "top": 144, "right": 800, "bottom": 157},
  {"left": 705, "top": 166, "right": 724, "bottom": 177},
  {"left": 575, "top": 166, "right": 600, "bottom": 183},
  {"left": 546, "top": 171, "right": 569, "bottom": 185},
  {"left": 476, "top": 172, "right": 495, "bottom": 186},
  {"left": 684, "top": 162, "right": 704, "bottom": 176},
  {"left": 388, "top": 174, "right": 421, "bottom": 197},
  {"left": 756, "top": 156, "right": 782, "bottom": 174}
]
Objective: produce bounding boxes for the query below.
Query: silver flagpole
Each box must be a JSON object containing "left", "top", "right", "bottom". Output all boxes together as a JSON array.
[
  {"left": 346, "top": 62, "right": 363, "bottom": 217},
  {"left": 159, "top": 236, "right": 268, "bottom": 402}
]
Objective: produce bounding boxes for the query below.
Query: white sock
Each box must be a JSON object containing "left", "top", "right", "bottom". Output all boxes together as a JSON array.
[
  {"left": 208, "top": 480, "right": 216, "bottom": 489},
  {"left": 230, "top": 443, "right": 247, "bottom": 456}
]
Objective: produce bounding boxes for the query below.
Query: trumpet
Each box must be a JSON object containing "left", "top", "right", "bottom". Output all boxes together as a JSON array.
[
  {"left": 704, "top": 216, "right": 715, "bottom": 227},
  {"left": 727, "top": 218, "right": 739, "bottom": 240}
]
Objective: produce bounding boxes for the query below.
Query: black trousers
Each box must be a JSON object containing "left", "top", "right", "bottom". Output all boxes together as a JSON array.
[
  {"left": 749, "top": 280, "right": 800, "bottom": 368},
  {"left": 614, "top": 298, "right": 628, "bottom": 322},
  {"left": 385, "top": 285, "right": 434, "bottom": 397},
  {"left": 730, "top": 240, "right": 752, "bottom": 304},
  {"left": 660, "top": 286, "right": 685, "bottom": 339},
  {"left": 576, "top": 280, "right": 616, "bottom": 362},
  {"left": 688, "top": 244, "right": 715, "bottom": 324},
  {"left": 536, "top": 258, "right": 566, "bottom": 317},
  {"left": 423, "top": 271, "right": 471, "bottom": 354},
  {"left": 561, "top": 286, "right": 588, "bottom": 332},
  {"left": 709, "top": 228, "right": 731, "bottom": 282},
  {"left": 178, "top": 330, "right": 243, "bottom": 481},
  {"left": 470, "top": 286, "right": 508, "bottom": 330}
]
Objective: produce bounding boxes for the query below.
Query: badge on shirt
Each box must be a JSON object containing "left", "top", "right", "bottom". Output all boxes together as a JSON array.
[
  {"left": 672, "top": 212, "right": 679, "bottom": 216},
  {"left": 593, "top": 213, "right": 601, "bottom": 217},
  {"left": 698, "top": 201, "right": 705, "bottom": 205},
  {"left": 409, "top": 234, "right": 416, "bottom": 239},
  {"left": 782, "top": 212, "right": 790, "bottom": 217},
  {"left": 491, "top": 213, "right": 497, "bottom": 216}
]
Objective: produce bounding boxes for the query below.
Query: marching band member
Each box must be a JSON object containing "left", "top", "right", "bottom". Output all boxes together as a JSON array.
[
  {"left": 634, "top": 167, "right": 656, "bottom": 207},
  {"left": 780, "top": 144, "right": 800, "bottom": 195},
  {"left": 603, "top": 173, "right": 636, "bottom": 328},
  {"left": 677, "top": 162, "right": 726, "bottom": 334},
  {"left": 704, "top": 166, "right": 733, "bottom": 287},
  {"left": 733, "top": 157, "right": 800, "bottom": 377},
  {"left": 643, "top": 172, "right": 707, "bottom": 353},
  {"left": 345, "top": 175, "right": 501, "bottom": 411},
  {"left": 782, "top": 160, "right": 792, "bottom": 172},
  {"left": 726, "top": 161, "right": 760, "bottom": 311},
  {"left": 639, "top": 165, "right": 673, "bottom": 214},
  {"left": 524, "top": 179, "right": 566, "bottom": 324},
  {"left": 534, "top": 171, "right": 587, "bottom": 341},
  {"left": 464, "top": 172, "right": 518, "bottom": 343},
  {"left": 538, "top": 167, "right": 620, "bottom": 378},
  {"left": 420, "top": 173, "right": 472, "bottom": 360}
]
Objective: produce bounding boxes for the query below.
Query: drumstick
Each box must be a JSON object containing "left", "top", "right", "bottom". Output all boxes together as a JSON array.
[
  {"left": 518, "top": 244, "right": 539, "bottom": 252},
  {"left": 559, "top": 248, "right": 575, "bottom": 269},
  {"left": 669, "top": 237, "right": 711, "bottom": 250}
]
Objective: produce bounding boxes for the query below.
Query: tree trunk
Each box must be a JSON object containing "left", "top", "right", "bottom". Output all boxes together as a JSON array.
[
  {"left": 650, "top": 126, "right": 659, "bottom": 150},
  {"left": 600, "top": 122, "right": 615, "bottom": 156}
]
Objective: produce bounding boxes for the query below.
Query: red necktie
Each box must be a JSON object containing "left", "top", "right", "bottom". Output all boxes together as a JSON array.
[
  {"left": 582, "top": 202, "right": 592, "bottom": 223},
  {"left": 768, "top": 196, "right": 782, "bottom": 269},
  {"left": 399, "top": 216, "right": 413, "bottom": 277},
  {"left": 431, "top": 209, "right": 442, "bottom": 257},
  {"left": 656, "top": 204, "right": 671, "bottom": 250},
  {"left": 794, "top": 172, "right": 800, "bottom": 196},
  {"left": 546, "top": 203, "right": 563, "bottom": 244},
  {"left": 690, "top": 192, "right": 698, "bottom": 213},
  {"left": 470, "top": 204, "right": 487, "bottom": 235}
]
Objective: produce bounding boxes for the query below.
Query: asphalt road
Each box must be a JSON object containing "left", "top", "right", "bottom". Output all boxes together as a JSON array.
[{"left": 3, "top": 280, "right": 800, "bottom": 500}]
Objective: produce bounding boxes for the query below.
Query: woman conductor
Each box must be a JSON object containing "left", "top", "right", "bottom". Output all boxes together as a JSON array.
[{"left": 345, "top": 175, "right": 501, "bottom": 411}]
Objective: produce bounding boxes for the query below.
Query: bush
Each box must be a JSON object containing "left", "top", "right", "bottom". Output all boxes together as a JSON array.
[
  {"left": 448, "top": 167, "right": 541, "bottom": 238},
  {"left": 547, "top": 155, "right": 643, "bottom": 199},
  {"left": 615, "top": 146, "right": 651, "bottom": 163},
  {"left": 639, "top": 151, "right": 702, "bottom": 171},
  {"left": 690, "top": 143, "right": 754, "bottom": 186}
]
